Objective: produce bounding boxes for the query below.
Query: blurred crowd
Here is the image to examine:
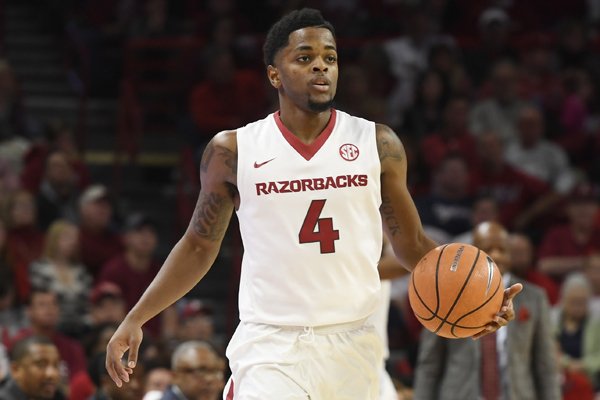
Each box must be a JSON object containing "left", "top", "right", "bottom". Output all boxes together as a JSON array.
[{"left": 1, "top": 0, "right": 600, "bottom": 399}]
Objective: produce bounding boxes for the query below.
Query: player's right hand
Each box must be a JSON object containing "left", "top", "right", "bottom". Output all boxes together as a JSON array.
[{"left": 105, "top": 320, "right": 143, "bottom": 387}]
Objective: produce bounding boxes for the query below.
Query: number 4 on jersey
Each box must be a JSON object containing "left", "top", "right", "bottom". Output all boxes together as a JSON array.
[{"left": 299, "top": 199, "right": 340, "bottom": 253}]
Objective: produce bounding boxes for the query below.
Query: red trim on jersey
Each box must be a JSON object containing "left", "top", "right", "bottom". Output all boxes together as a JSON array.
[
  {"left": 274, "top": 109, "right": 337, "bottom": 161},
  {"left": 226, "top": 379, "right": 235, "bottom": 399}
]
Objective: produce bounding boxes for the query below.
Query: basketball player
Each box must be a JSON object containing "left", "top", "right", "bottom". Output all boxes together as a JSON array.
[{"left": 105, "top": 9, "right": 522, "bottom": 399}]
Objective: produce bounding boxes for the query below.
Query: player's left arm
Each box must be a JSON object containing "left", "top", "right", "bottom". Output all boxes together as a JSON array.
[
  {"left": 376, "top": 124, "right": 522, "bottom": 335},
  {"left": 377, "top": 123, "right": 438, "bottom": 270}
]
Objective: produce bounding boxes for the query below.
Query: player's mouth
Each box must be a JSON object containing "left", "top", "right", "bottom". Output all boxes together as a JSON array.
[{"left": 310, "top": 78, "right": 331, "bottom": 92}]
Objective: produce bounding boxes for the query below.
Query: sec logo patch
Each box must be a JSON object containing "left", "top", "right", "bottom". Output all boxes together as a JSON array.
[{"left": 339, "top": 143, "right": 359, "bottom": 161}]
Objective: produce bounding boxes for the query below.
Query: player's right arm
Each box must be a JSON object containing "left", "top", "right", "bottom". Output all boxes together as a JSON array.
[{"left": 105, "top": 130, "right": 238, "bottom": 387}]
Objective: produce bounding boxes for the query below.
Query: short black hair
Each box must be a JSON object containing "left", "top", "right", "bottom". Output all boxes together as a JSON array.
[
  {"left": 263, "top": 8, "right": 335, "bottom": 66},
  {"left": 10, "top": 335, "right": 55, "bottom": 362}
]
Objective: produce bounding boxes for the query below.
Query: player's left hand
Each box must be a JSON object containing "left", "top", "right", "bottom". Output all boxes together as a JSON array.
[{"left": 472, "top": 283, "right": 523, "bottom": 340}]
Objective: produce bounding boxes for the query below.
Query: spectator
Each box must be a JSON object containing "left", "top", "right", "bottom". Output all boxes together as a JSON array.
[
  {"left": 98, "top": 213, "right": 162, "bottom": 338},
  {"left": 427, "top": 42, "right": 466, "bottom": 95},
  {"left": 556, "top": 19, "right": 600, "bottom": 74},
  {"left": 3, "top": 189, "right": 45, "bottom": 303},
  {"left": 86, "top": 282, "right": 126, "bottom": 330},
  {"left": 128, "top": 0, "right": 178, "bottom": 39},
  {"left": 505, "top": 105, "right": 576, "bottom": 195},
  {"left": 36, "top": 151, "right": 80, "bottom": 230},
  {"left": 161, "top": 341, "right": 225, "bottom": 400},
  {"left": 538, "top": 183, "right": 600, "bottom": 283},
  {"left": 187, "top": 47, "right": 267, "bottom": 146},
  {"left": 555, "top": 339, "right": 595, "bottom": 400},
  {"left": 552, "top": 273, "right": 600, "bottom": 390},
  {"left": 413, "top": 221, "right": 559, "bottom": 400},
  {"left": 557, "top": 68, "right": 596, "bottom": 169},
  {"left": 0, "top": 335, "right": 64, "bottom": 399},
  {"left": 583, "top": 254, "right": 600, "bottom": 319},
  {"left": 144, "top": 366, "right": 172, "bottom": 397},
  {"left": 517, "top": 33, "right": 562, "bottom": 114},
  {"left": 175, "top": 299, "right": 219, "bottom": 351},
  {"left": 88, "top": 352, "right": 145, "bottom": 400},
  {"left": 463, "top": 7, "right": 517, "bottom": 87},
  {"left": 471, "top": 132, "right": 554, "bottom": 231},
  {"left": 0, "top": 158, "right": 19, "bottom": 198},
  {"left": 0, "top": 60, "right": 32, "bottom": 179},
  {"left": 469, "top": 60, "right": 526, "bottom": 145},
  {"left": 401, "top": 69, "right": 448, "bottom": 139},
  {"left": 419, "top": 95, "right": 478, "bottom": 171},
  {"left": 383, "top": 6, "right": 452, "bottom": 125},
  {"left": 454, "top": 195, "right": 499, "bottom": 244},
  {"left": 334, "top": 64, "right": 388, "bottom": 124},
  {"left": 509, "top": 233, "right": 560, "bottom": 305},
  {"left": 0, "top": 269, "right": 27, "bottom": 344},
  {"left": 77, "top": 185, "right": 123, "bottom": 278},
  {"left": 11, "top": 288, "right": 87, "bottom": 382},
  {"left": 20, "top": 119, "right": 91, "bottom": 194},
  {"left": 29, "top": 220, "right": 92, "bottom": 336},
  {"left": 415, "top": 154, "right": 473, "bottom": 240}
]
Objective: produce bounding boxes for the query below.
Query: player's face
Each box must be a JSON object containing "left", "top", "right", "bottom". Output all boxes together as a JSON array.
[
  {"left": 12, "top": 344, "right": 61, "bottom": 399},
  {"left": 270, "top": 27, "right": 338, "bottom": 113}
]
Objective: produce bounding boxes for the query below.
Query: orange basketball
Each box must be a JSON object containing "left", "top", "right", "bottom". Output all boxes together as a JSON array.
[{"left": 408, "top": 243, "right": 505, "bottom": 339}]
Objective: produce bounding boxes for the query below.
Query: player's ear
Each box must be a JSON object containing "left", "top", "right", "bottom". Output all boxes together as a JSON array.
[{"left": 267, "top": 65, "right": 281, "bottom": 89}]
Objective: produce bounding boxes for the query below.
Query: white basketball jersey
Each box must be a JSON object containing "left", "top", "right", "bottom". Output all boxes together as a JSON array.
[{"left": 235, "top": 109, "right": 383, "bottom": 326}]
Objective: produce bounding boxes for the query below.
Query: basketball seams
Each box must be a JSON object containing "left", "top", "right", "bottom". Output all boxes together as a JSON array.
[
  {"left": 432, "top": 249, "right": 481, "bottom": 335},
  {"left": 409, "top": 244, "right": 449, "bottom": 321},
  {"left": 449, "top": 276, "right": 503, "bottom": 337}
]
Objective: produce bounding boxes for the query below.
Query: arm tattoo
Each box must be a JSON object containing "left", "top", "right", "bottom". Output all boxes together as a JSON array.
[
  {"left": 192, "top": 192, "right": 231, "bottom": 241},
  {"left": 381, "top": 195, "right": 401, "bottom": 237},
  {"left": 218, "top": 145, "right": 237, "bottom": 176},
  {"left": 376, "top": 126, "right": 404, "bottom": 163},
  {"left": 200, "top": 142, "right": 215, "bottom": 172},
  {"left": 200, "top": 143, "right": 237, "bottom": 176}
]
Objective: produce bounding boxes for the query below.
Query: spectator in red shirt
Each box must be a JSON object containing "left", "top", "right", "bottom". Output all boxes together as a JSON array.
[
  {"left": 20, "top": 120, "right": 91, "bottom": 194},
  {"left": 471, "top": 132, "right": 554, "bottom": 231},
  {"left": 555, "top": 340, "right": 595, "bottom": 400},
  {"left": 98, "top": 213, "right": 162, "bottom": 338},
  {"left": 11, "top": 288, "right": 87, "bottom": 383},
  {"left": 77, "top": 185, "right": 123, "bottom": 279},
  {"left": 538, "top": 183, "right": 600, "bottom": 284},
  {"left": 420, "top": 96, "right": 478, "bottom": 172},
  {"left": 509, "top": 233, "right": 560, "bottom": 305},
  {"left": 3, "top": 189, "right": 44, "bottom": 303},
  {"left": 188, "top": 46, "right": 268, "bottom": 144},
  {"left": 36, "top": 151, "right": 80, "bottom": 230}
]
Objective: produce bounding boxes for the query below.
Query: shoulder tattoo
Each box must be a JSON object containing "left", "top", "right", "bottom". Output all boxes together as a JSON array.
[
  {"left": 376, "top": 124, "right": 404, "bottom": 163},
  {"left": 200, "top": 141, "right": 238, "bottom": 176}
]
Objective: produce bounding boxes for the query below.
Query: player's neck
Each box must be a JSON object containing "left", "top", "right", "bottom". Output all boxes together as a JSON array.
[{"left": 278, "top": 107, "right": 332, "bottom": 145}]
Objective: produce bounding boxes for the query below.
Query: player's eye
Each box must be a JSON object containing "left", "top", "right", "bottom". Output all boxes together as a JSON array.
[
  {"left": 326, "top": 55, "right": 337, "bottom": 63},
  {"left": 297, "top": 55, "right": 310, "bottom": 63}
]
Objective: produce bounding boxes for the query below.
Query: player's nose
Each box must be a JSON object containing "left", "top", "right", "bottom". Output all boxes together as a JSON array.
[{"left": 312, "top": 58, "right": 328, "bottom": 72}]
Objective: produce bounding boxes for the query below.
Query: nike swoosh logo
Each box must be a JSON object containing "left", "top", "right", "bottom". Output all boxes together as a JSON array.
[
  {"left": 254, "top": 158, "right": 276, "bottom": 168},
  {"left": 485, "top": 256, "right": 494, "bottom": 296}
]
